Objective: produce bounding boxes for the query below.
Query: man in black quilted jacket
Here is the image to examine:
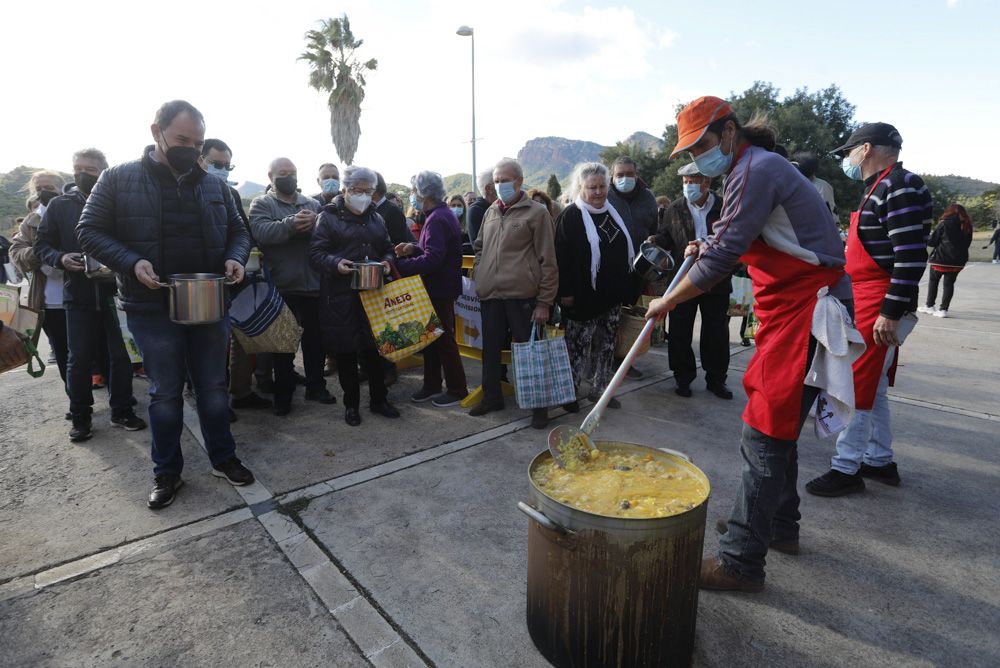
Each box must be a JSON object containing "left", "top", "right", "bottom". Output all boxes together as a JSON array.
[{"left": 77, "top": 100, "right": 255, "bottom": 510}]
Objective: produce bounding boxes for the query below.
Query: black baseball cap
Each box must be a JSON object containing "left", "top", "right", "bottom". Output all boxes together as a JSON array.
[{"left": 832, "top": 122, "right": 903, "bottom": 157}]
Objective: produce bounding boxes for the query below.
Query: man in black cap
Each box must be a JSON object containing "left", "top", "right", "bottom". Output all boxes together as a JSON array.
[{"left": 806, "top": 122, "right": 932, "bottom": 497}]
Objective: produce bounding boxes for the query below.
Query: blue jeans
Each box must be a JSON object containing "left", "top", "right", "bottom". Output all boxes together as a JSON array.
[
  {"left": 832, "top": 347, "right": 896, "bottom": 474},
  {"left": 66, "top": 306, "right": 135, "bottom": 418},
  {"left": 127, "top": 310, "right": 236, "bottom": 476}
]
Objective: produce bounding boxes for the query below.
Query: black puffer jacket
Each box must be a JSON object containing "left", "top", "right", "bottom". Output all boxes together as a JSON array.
[
  {"left": 309, "top": 196, "right": 394, "bottom": 354},
  {"left": 34, "top": 189, "right": 114, "bottom": 310},
  {"left": 928, "top": 215, "right": 972, "bottom": 269},
  {"left": 77, "top": 146, "right": 251, "bottom": 313}
]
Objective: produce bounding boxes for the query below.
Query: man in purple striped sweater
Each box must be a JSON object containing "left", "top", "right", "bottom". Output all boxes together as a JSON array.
[{"left": 807, "top": 123, "right": 932, "bottom": 497}]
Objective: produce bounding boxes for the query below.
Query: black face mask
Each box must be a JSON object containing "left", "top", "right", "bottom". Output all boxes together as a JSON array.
[
  {"left": 274, "top": 175, "right": 298, "bottom": 196},
  {"left": 37, "top": 190, "right": 59, "bottom": 206},
  {"left": 159, "top": 132, "right": 200, "bottom": 173},
  {"left": 74, "top": 172, "right": 99, "bottom": 195}
]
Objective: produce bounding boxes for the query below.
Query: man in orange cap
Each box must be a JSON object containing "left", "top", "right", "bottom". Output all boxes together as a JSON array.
[{"left": 647, "top": 95, "right": 851, "bottom": 592}]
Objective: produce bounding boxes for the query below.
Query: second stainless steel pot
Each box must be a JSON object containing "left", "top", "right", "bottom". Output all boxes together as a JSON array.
[
  {"left": 350, "top": 261, "right": 385, "bottom": 290},
  {"left": 632, "top": 241, "right": 675, "bottom": 282},
  {"left": 156, "top": 273, "right": 235, "bottom": 324}
]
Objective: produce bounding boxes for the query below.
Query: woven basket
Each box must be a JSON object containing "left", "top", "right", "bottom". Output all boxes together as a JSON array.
[
  {"left": 232, "top": 304, "right": 303, "bottom": 354},
  {"left": 615, "top": 306, "right": 651, "bottom": 359}
]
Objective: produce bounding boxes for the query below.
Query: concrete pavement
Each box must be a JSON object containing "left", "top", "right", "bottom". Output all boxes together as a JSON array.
[{"left": 2, "top": 263, "right": 998, "bottom": 667}]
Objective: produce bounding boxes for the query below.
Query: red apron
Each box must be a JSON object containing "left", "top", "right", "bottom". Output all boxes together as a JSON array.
[
  {"left": 845, "top": 167, "right": 897, "bottom": 410},
  {"left": 740, "top": 240, "right": 844, "bottom": 441}
]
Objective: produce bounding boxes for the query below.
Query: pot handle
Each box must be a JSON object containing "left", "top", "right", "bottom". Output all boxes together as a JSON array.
[
  {"left": 517, "top": 502, "right": 571, "bottom": 535},
  {"left": 657, "top": 447, "right": 693, "bottom": 463},
  {"left": 224, "top": 277, "right": 239, "bottom": 286},
  {"left": 154, "top": 280, "right": 172, "bottom": 289}
]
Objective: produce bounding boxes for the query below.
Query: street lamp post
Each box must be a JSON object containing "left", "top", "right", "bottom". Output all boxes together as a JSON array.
[{"left": 456, "top": 25, "right": 477, "bottom": 196}]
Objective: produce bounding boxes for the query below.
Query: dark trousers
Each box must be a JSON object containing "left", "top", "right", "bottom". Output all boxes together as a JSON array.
[
  {"left": 127, "top": 310, "right": 236, "bottom": 476},
  {"left": 336, "top": 349, "right": 386, "bottom": 408},
  {"left": 926, "top": 269, "right": 958, "bottom": 310},
  {"left": 273, "top": 293, "right": 327, "bottom": 402},
  {"left": 422, "top": 297, "right": 468, "bottom": 396},
  {"left": 481, "top": 298, "right": 535, "bottom": 405},
  {"left": 66, "top": 306, "right": 134, "bottom": 418},
  {"left": 717, "top": 332, "right": 830, "bottom": 584},
  {"left": 667, "top": 292, "right": 730, "bottom": 386},
  {"left": 41, "top": 307, "right": 69, "bottom": 387}
]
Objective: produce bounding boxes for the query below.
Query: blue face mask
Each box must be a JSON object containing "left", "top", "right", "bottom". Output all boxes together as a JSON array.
[
  {"left": 683, "top": 183, "right": 704, "bottom": 203},
  {"left": 693, "top": 142, "right": 733, "bottom": 179},
  {"left": 496, "top": 181, "right": 518, "bottom": 204},
  {"left": 614, "top": 176, "right": 636, "bottom": 193},
  {"left": 450, "top": 206, "right": 465, "bottom": 218},
  {"left": 409, "top": 194, "right": 422, "bottom": 211},
  {"left": 322, "top": 178, "right": 340, "bottom": 194},
  {"left": 841, "top": 149, "right": 864, "bottom": 181},
  {"left": 206, "top": 165, "right": 231, "bottom": 182}
]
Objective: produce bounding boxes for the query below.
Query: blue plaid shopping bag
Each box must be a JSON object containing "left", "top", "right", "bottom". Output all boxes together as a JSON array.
[{"left": 511, "top": 324, "right": 576, "bottom": 409}]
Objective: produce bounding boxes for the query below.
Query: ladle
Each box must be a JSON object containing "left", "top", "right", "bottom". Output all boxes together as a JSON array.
[{"left": 548, "top": 254, "right": 696, "bottom": 466}]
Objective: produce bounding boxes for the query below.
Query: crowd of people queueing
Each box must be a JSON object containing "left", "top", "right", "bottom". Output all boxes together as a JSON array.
[{"left": 0, "top": 95, "right": 983, "bottom": 597}]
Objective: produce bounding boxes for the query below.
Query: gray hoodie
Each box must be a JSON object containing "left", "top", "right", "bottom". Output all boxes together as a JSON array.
[
  {"left": 689, "top": 146, "right": 851, "bottom": 301},
  {"left": 249, "top": 191, "right": 323, "bottom": 293}
]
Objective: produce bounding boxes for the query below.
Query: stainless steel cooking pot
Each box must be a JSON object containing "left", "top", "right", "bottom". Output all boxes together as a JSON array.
[
  {"left": 519, "top": 441, "right": 710, "bottom": 668},
  {"left": 156, "top": 273, "right": 236, "bottom": 324},
  {"left": 350, "top": 261, "right": 385, "bottom": 290},
  {"left": 83, "top": 254, "right": 115, "bottom": 281},
  {"left": 632, "top": 241, "right": 675, "bottom": 282}
]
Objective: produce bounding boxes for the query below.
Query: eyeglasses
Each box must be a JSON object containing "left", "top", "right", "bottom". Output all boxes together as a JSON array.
[
  {"left": 207, "top": 160, "right": 235, "bottom": 171},
  {"left": 348, "top": 187, "right": 374, "bottom": 196}
]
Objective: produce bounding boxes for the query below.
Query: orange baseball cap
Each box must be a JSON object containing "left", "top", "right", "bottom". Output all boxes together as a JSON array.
[{"left": 669, "top": 96, "right": 734, "bottom": 159}]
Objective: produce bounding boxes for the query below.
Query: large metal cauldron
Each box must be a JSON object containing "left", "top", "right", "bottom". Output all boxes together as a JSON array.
[{"left": 519, "top": 441, "right": 709, "bottom": 668}]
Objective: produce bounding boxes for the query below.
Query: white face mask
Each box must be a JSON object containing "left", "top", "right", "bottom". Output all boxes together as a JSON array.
[{"left": 347, "top": 193, "right": 372, "bottom": 212}]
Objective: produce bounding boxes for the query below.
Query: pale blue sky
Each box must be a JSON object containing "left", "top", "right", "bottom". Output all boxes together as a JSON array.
[{"left": 2, "top": 0, "right": 995, "bottom": 187}]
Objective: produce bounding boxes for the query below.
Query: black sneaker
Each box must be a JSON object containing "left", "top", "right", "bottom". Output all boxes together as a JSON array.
[
  {"left": 69, "top": 416, "right": 93, "bottom": 442},
  {"left": 232, "top": 392, "right": 272, "bottom": 410},
  {"left": 562, "top": 400, "right": 580, "bottom": 413},
  {"left": 148, "top": 474, "right": 183, "bottom": 509},
  {"left": 370, "top": 401, "right": 400, "bottom": 418},
  {"left": 111, "top": 411, "right": 147, "bottom": 431},
  {"left": 273, "top": 401, "right": 292, "bottom": 417},
  {"left": 411, "top": 387, "right": 438, "bottom": 403},
  {"left": 860, "top": 462, "right": 901, "bottom": 486},
  {"left": 211, "top": 457, "right": 255, "bottom": 486},
  {"left": 469, "top": 401, "right": 503, "bottom": 417},
  {"left": 707, "top": 382, "right": 734, "bottom": 400},
  {"left": 806, "top": 470, "right": 865, "bottom": 497},
  {"left": 293, "top": 371, "right": 308, "bottom": 386},
  {"left": 431, "top": 392, "right": 466, "bottom": 408},
  {"left": 305, "top": 388, "right": 338, "bottom": 404},
  {"left": 625, "top": 366, "right": 644, "bottom": 380},
  {"left": 345, "top": 406, "right": 362, "bottom": 426},
  {"left": 675, "top": 383, "right": 692, "bottom": 398},
  {"left": 531, "top": 408, "right": 549, "bottom": 430}
]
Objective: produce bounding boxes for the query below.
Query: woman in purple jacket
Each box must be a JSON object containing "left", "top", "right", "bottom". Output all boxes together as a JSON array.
[{"left": 395, "top": 171, "right": 469, "bottom": 407}]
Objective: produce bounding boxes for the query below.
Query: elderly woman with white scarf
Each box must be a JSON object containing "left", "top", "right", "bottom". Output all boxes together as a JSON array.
[{"left": 554, "top": 162, "right": 635, "bottom": 412}]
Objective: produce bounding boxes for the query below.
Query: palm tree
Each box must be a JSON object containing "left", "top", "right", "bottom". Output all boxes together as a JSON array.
[{"left": 299, "top": 15, "right": 377, "bottom": 165}]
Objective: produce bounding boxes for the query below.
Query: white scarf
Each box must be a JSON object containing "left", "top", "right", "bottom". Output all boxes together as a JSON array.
[{"left": 574, "top": 196, "right": 635, "bottom": 290}]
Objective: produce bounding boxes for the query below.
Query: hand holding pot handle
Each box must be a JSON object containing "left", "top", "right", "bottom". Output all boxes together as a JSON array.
[
  {"left": 337, "top": 259, "right": 355, "bottom": 275},
  {"left": 134, "top": 259, "right": 162, "bottom": 289}
]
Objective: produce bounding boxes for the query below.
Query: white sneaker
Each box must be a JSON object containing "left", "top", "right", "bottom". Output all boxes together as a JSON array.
[
  {"left": 917, "top": 305, "right": 934, "bottom": 314},
  {"left": 993, "top": 259, "right": 999, "bottom": 264},
  {"left": 933, "top": 309, "right": 948, "bottom": 318}
]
